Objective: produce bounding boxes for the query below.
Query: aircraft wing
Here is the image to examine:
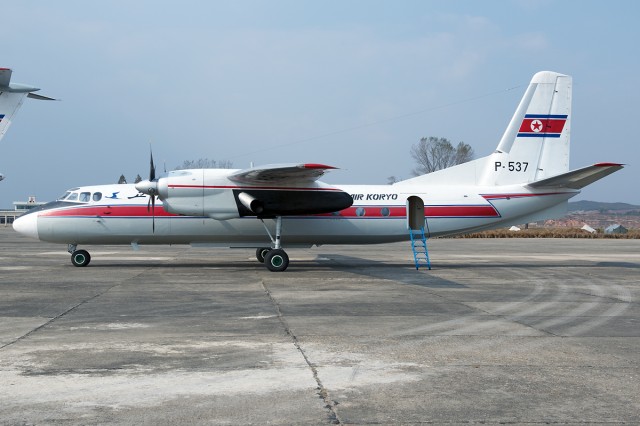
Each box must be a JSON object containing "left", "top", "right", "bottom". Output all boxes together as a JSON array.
[
  {"left": 225, "top": 163, "right": 351, "bottom": 217},
  {"left": 229, "top": 163, "right": 338, "bottom": 185},
  {"left": 527, "top": 163, "right": 623, "bottom": 189}
]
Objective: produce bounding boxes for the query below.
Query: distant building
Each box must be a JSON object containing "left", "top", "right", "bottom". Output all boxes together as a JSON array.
[
  {"left": 13, "top": 196, "right": 46, "bottom": 211},
  {"left": 1, "top": 196, "right": 47, "bottom": 225},
  {"left": 604, "top": 224, "right": 628, "bottom": 234}
]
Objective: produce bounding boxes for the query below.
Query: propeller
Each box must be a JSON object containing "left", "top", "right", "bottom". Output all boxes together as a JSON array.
[
  {"left": 135, "top": 147, "right": 159, "bottom": 233},
  {"left": 149, "top": 149, "right": 156, "bottom": 181}
]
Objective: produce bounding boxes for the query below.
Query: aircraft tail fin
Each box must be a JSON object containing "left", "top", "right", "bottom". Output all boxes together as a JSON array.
[
  {"left": 398, "top": 71, "right": 574, "bottom": 187},
  {"left": 481, "top": 71, "right": 572, "bottom": 186},
  {"left": 0, "top": 68, "right": 54, "bottom": 143}
]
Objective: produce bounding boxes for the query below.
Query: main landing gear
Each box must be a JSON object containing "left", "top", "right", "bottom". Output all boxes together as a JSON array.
[
  {"left": 68, "top": 244, "right": 91, "bottom": 267},
  {"left": 257, "top": 216, "right": 290, "bottom": 272}
]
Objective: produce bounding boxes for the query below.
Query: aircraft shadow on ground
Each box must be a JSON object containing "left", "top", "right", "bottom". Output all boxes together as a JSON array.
[
  {"left": 75, "top": 255, "right": 465, "bottom": 288},
  {"left": 315, "top": 254, "right": 467, "bottom": 288},
  {"left": 71, "top": 255, "right": 638, "bottom": 287}
]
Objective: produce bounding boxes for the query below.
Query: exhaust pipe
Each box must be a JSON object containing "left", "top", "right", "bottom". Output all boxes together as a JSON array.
[{"left": 238, "top": 192, "right": 265, "bottom": 215}]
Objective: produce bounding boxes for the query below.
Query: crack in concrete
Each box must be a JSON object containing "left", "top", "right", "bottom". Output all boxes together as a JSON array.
[
  {"left": 0, "top": 268, "right": 150, "bottom": 351},
  {"left": 260, "top": 279, "right": 342, "bottom": 425}
]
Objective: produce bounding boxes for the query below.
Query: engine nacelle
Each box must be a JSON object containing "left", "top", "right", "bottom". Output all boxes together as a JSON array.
[
  {"left": 158, "top": 168, "right": 353, "bottom": 220},
  {"left": 159, "top": 169, "right": 243, "bottom": 219}
]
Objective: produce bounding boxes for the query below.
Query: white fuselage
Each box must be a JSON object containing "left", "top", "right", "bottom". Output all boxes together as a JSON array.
[{"left": 14, "top": 182, "right": 577, "bottom": 248}]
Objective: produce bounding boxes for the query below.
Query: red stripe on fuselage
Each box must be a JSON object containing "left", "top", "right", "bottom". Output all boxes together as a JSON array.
[
  {"left": 168, "top": 185, "right": 342, "bottom": 191},
  {"left": 36, "top": 203, "right": 501, "bottom": 219},
  {"left": 38, "top": 205, "right": 178, "bottom": 218},
  {"left": 481, "top": 192, "right": 565, "bottom": 200},
  {"left": 315, "top": 205, "right": 499, "bottom": 218}
]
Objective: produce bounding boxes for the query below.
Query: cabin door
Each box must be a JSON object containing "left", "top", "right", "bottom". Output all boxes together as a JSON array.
[{"left": 407, "top": 196, "right": 429, "bottom": 237}]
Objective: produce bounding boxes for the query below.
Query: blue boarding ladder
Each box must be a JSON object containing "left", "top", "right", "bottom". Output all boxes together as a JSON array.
[{"left": 409, "top": 226, "right": 431, "bottom": 270}]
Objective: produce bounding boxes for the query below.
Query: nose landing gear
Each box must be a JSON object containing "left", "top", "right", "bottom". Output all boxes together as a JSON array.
[{"left": 68, "top": 244, "right": 91, "bottom": 267}]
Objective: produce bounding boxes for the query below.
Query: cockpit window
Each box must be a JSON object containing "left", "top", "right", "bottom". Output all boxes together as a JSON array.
[
  {"left": 66, "top": 193, "right": 79, "bottom": 201},
  {"left": 92, "top": 192, "right": 102, "bottom": 202},
  {"left": 58, "top": 191, "right": 71, "bottom": 200},
  {"left": 79, "top": 192, "right": 91, "bottom": 202}
]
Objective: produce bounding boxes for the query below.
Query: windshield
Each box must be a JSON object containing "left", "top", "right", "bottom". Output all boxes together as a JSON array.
[{"left": 57, "top": 189, "right": 104, "bottom": 204}]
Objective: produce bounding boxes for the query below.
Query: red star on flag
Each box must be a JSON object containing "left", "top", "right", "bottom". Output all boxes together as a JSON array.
[{"left": 530, "top": 119, "right": 543, "bottom": 132}]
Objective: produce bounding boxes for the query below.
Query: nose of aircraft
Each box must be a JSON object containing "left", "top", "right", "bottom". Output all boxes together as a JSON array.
[{"left": 13, "top": 213, "right": 39, "bottom": 240}]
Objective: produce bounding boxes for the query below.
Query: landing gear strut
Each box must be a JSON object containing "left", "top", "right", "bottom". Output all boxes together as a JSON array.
[{"left": 259, "top": 216, "right": 290, "bottom": 272}]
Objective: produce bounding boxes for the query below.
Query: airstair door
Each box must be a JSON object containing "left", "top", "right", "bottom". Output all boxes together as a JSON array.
[{"left": 406, "top": 195, "right": 429, "bottom": 236}]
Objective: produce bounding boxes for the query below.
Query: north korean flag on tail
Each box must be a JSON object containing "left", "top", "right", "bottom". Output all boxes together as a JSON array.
[{"left": 517, "top": 114, "right": 568, "bottom": 138}]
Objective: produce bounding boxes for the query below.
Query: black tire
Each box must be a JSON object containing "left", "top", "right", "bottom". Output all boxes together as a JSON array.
[
  {"left": 264, "top": 249, "right": 289, "bottom": 272},
  {"left": 256, "top": 247, "right": 271, "bottom": 263},
  {"left": 71, "top": 249, "right": 91, "bottom": 267}
]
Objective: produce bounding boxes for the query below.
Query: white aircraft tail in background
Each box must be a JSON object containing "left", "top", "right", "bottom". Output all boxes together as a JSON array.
[{"left": 0, "top": 67, "right": 55, "bottom": 148}]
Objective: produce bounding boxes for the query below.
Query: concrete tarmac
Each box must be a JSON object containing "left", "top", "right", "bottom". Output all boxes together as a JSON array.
[{"left": 0, "top": 226, "right": 638, "bottom": 424}]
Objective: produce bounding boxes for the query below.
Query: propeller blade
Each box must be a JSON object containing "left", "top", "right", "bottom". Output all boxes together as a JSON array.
[
  {"left": 149, "top": 148, "right": 156, "bottom": 182},
  {"left": 151, "top": 195, "right": 156, "bottom": 233}
]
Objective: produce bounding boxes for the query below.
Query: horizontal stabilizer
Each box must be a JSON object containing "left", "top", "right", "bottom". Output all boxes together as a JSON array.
[{"left": 527, "top": 163, "right": 623, "bottom": 190}]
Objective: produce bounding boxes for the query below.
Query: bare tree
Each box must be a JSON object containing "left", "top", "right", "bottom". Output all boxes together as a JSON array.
[
  {"left": 134, "top": 174, "right": 143, "bottom": 184},
  {"left": 387, "top": 176, "right": 399, "bottom": 185},
  {"left": 410, "top": 137, "right": 474, "bottom": 176},
  {"left": 175, "top": 158, "right": 233, "bottom": 170},
  {"left": 117, "top": 174, "right": 127, "bottom": 184},
  {"left": 217, "top": 160, "right": 234, "bottom": 169}
]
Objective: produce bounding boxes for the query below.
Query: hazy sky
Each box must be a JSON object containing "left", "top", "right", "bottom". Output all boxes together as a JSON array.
[{"left": 1, "top": 0, "right": 638, "bottom": 207}]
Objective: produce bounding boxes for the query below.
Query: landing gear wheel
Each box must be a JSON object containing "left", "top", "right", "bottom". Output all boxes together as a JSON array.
[
  {"left": 256, "top": 247, "right": 271, "bottom": 263},
  {"left": 71, "top": 250, "right": 91, "bottom": 267},
  {"left": 264, "top": 249, "right": 289, "bottom": 272}
]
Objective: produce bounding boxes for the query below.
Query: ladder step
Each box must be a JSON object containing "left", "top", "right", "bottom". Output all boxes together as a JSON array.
[{"left": 409, "top": 226, "right": 431, "bottom": 270}]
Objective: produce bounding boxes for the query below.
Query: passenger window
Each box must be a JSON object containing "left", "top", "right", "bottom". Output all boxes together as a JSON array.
[
  {"left": 79, "top": 192, "right": 91, "bottom": 202},
  {"left": 381, "top": 207, "right": 390, "bottom": 217},
  {"left": 67, "top": 193, "right": 79, "bottom": 201},
  {"left": 93, "top": 192, "right": 102, "bottom": 202},
  {"left": 356, "top": 207, "right": 366, "bottom": 217}
]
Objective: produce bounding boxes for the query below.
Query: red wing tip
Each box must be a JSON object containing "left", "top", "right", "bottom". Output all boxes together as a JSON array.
[
  {"left": 594, "top": 162, "right": 624, "bottom": 167},
  {"left": 301, "top": 163, "right": 338, "bottom": 170},
  {"left": 0, "top": 68, "right": 10, "bottom": 71}
]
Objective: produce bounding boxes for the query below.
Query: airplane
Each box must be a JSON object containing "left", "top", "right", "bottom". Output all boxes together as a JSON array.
[
  {"left": 13, "top": 71, "right": 623, "bottom": 271},
  {"left": 0, "top": 68, "right": 55, "bottom": 181}
]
